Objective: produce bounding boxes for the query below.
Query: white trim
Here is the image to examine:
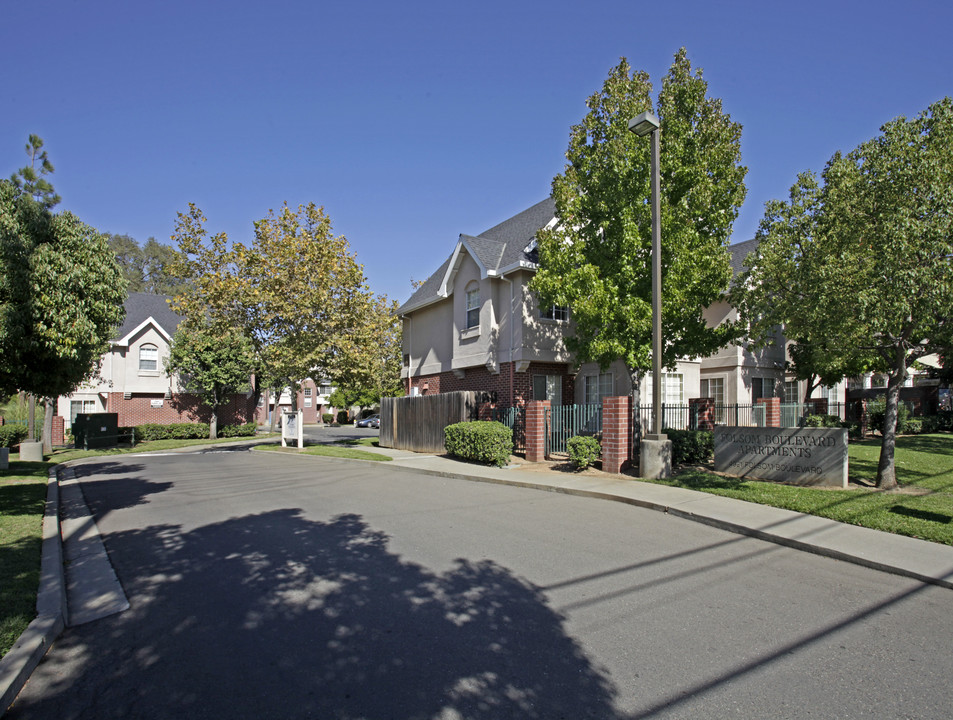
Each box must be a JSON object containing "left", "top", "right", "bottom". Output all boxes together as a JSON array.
[{"left": 114, "top": 316, "right": 173, "bottom": 348}]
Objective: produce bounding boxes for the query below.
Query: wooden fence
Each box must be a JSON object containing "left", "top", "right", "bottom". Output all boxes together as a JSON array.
[{"left": 380, "top": 391, "right": 479, "bottom": 453}]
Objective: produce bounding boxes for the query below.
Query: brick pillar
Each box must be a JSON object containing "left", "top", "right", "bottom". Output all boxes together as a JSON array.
[
  {"left": 807, "top": 398, "right": 828, "bottom": 416},
  {"left": 758, "top": 396, "right": 781, "bottom": 427},
  {"left": 52, "top": 415, "right": 65, "bottom": 447},
  {"left": 525, "top": 400, "right": 550, "bottom": 463},
  {"left": 602, "top": 396, "right": 632, "bottom": 474},
  {"left": 689, "top": 398, "right": 714, "bottom": 430}
]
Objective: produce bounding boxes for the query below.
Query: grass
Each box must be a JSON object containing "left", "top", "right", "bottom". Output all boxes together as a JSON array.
[
  {"left": 257, "top": 441, "right": 391, "bottom": 462},
  {"left": 0, "top": 462, "right": 50, "bottom": 658},
  {"left": 649, "top": 433, "right": 953, "bottom": 546}
]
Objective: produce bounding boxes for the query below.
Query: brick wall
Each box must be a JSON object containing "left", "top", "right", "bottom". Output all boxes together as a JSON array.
[
  {"left": 602, "top": 396, "right": 632, "bottom": 473},
  {"left": 407, "top": 361, "right": 574, "bottom": 407},
  {"left": 105, "top": 392, "right": 256, "bottom": 428}
]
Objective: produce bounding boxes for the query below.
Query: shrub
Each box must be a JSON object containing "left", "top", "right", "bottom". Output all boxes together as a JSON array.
[
  {"left": 902, "top": 418, "right": 923, "bottom": 435},
  {"left": 134, "top": 423, "right": 211, "bottom": 441},
  {"left": 444, "top": 421, "right": 513, "bottom": 467},
  {"left": 567, "top": 435, "right": 601, "bottom": 470},
  {"left": 218, "top": 422, "right": 257, "bottom": 438},
  {"left": 0, "top": 424, "right": 28, "bottom": 449},
  {"left": 803, "top": 414, "right": 843, "bottom": 428},
  {"left": 336, "top": 410, "right": 349, "bottom": 425},
  {"left": 322, "top": 413, "right": 334, "bottom": 424},
  {"left": 663, "top": 429, "right": 714, "bottom": 465},
  {"left": 865, "top": 398, "right": 910, "bottom": 435}
]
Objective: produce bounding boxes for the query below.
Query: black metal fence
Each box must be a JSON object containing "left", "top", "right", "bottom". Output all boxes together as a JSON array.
[{"left": 638, "top": 402, "right": 849, "bottom": 432}]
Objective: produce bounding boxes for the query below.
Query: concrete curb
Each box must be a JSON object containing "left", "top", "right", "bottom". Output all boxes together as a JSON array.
[{"left": 0, "top": 468, "right": 67, "bottom": 714}]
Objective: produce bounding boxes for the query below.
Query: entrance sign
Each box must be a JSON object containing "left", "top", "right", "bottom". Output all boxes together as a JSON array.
[
  {"left": 714, "top": 426, "right": 848, "bottom": 488},
  {"left": 281, "top": 409, "right": 304, "bottom": 449}
]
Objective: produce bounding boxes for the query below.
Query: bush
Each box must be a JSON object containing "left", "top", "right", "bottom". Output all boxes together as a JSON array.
[
  {"left": 664, "top": 429, "right": 714, "bottom": 465},
  {"left": 322, "top": 413, "right": 334, "bottom": 424},
  {"left": 803, "top": 414, "right": 843, "bottom": 428},
  {"left": 444, "top": 421, "right": 513, "bottom": 467},
  {"left": 865, "top": 398, "right": 910, "bottom": 435},
  {"left": 902, "top": 418, "right": 923, "bottom": 435},
  {"left": 0, "top": 424, "right": 28, "bottom": 449},
  {"left": 134, "top": 423, "right": 211, "bottom": 441},
  {"left": 218, "top": 422, "right": 257, "bottom": 438},
  {"left": 567, "top": 435, "right": 601, "bottom": 470},
  {"left": 337, "top": 410, "right": 349, "bottom": 425}
]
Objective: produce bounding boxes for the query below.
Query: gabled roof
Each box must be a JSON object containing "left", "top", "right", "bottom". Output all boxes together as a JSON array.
[
  {"left": 114, "top": 293, "right": 185, "bottom": 346},
  {"left": 397, "top": 198, "right": 556, "bottom": 314},
  {"left": 729, "top": 238, "right": 759, "bottom": 276}
]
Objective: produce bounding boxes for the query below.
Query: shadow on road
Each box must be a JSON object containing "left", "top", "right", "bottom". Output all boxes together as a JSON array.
[{"left": 10, "top": 510, "right": 620, "bottom": 719}]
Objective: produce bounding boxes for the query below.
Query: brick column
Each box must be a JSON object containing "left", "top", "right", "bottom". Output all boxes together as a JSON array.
[
  {"left": 758, "top": 396, "right": 781, "bottom": 427},
  {"left": 689, "top": 398, "right": 714, "bottom": 430},
  {"left": 807, "top": 398, "right": 829, "bottom": 416},
  {"left": 525, "top": 400, "right": 550, "bottom": 463},
  {"left": 52, "top": 416, "right": 65, "bottom": 447},
  {"left": 602, "top": 396, "right": 632, "bottom": 474}
]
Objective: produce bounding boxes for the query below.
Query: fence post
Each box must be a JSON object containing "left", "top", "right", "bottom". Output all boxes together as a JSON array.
[
  {"left": 758, "top": 397, "right": 781, "bottom": 427},
  {"left": 602, "top": 396, "right": 632, "bottom": 474},
  {"left": 525, "top": 400, "right": 550, "bottom": 463}
]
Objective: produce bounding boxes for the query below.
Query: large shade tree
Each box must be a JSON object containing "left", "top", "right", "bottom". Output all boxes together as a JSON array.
[
  {"left": 531, "top": 49, "right": 747, "bottom": 434},
  {"left": 736, "top": 97, "right": 953, "bottom": 489},
  {"left": 1, "top": 140, "right": 126, "bottom": 451}
]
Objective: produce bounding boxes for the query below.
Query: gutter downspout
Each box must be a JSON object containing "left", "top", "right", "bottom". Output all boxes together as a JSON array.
[
  {"left": 500, "top": 274, "right": 516, "bottom": 407},
  {"left": 400, "top": 314, "right": 412, "bottom": 395}
]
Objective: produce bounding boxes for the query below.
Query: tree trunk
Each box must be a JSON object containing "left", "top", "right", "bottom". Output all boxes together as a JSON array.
[
  {"left": 876, "top": 360, "right": 907, "bottom": 490},
  {"left": 628, "top": 366, "right": 642, "bottom": 462},
  {"left": 209, "top": 408, "right": 219, "bottom": 440},
  {"left": 802, "top": 375, "right": 820, "bottom": 404},
  {"left": 42, "top": 400, "right": 54, "bottom": 454},
  {"left": 269, "top": 385, "right": 282, "bottom": 433}
]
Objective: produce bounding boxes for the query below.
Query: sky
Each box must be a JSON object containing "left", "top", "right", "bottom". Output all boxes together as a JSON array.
[{"left": 3, "top": 0, "right": 951, "bottom": 304}]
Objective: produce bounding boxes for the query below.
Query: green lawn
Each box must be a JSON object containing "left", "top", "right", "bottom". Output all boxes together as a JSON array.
[
  {"left": 0, "top": 462, "right": 50, "bottom": 658},
  {"left": 257, "top": 442, "right": 391, "bottom": 462},
  {"left": 650, "top": 433, "right": 953, "bottom": 546}
]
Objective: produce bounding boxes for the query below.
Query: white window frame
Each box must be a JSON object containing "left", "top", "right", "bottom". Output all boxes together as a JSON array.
[
  {"left": 540, "top": 304, "right": 570, "bottom": 322},
  {"left": 465, "top": 285, "right": 480, "bottom": 330},
  {"left": 532, "top": 374, "right": 562, "bottom": 406},
  {"left": 700, "top": 377, "right": 725, "bottom": 405},
  {"left": 139, "top": 343, "right": 159, "bottom": 373},
  {"left": 584, "top": 372, "right": 613, "bottom": 406},
  {"left": 644, "top": 372, "right": 684, "bottom": 406},
  {"left": 783, "top": 380, "right": 799, "bottom": 404}
]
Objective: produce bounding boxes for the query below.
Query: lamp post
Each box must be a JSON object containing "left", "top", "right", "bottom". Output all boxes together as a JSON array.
[{"left": 629, "top": 110, "right": 672, "bottom": 478}]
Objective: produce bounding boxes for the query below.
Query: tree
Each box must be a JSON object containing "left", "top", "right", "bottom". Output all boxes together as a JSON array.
[
  {"left": 732, "top": 173, "right": 868, "bottom": 403},
  {"left": 530, "top": 50, "right": 747, "bottom": 437},
  {"left": 108, "top": 233, "right": 187, "bottom": 295},
  {"left": 170, "top": 202, "right": 374, "bottom": 430},
  {"left": 165, "top": 320, "right": 256, "bottom": 439},
  {"left": 1, "top": 164, "right": 126, "bottom": 451},
  {"left": 9, "top": 134, "right": 61, "bottom": 210},
  {"left": 737, "top": 97, "right": 953, "bottom": 489}
]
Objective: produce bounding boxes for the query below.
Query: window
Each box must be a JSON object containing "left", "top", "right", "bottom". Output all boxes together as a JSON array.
[
  {"left": 584, "top": 373, "right": 613, "bottom": 406},
  {"left": 540, "top": 304, "right": 570, "bottom": 322},
  {"left": 644, "top": 373, "right": 684, "bottom": 406},
  {"left": 871, "top": 374, "right": 887, "bottom": 389},
  {"left": 700, "top": 377, "right": 725, "bottom": 405},
  {"left": 783, "top": 381, "right": 799, "bottom": 404},
  {"left": 752, "top": 377, "right": 774, "bottom": 400},
  {"left": 304, "top": 387, "right": 313, "bottom": 408},
  {"left": 69, "top": 399, "right": 96, "bottom": 425},
  {"left": 532, "top": 374, "right": 562, "bottom": 406},
  {"left": 465, "top": 286, "right": 480, "bottom": 329},
  {"left": 139, "top": 344, "right": 158, "bottom": 372}
]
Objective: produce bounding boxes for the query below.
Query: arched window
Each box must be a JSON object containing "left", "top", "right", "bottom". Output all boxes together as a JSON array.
[
  {"left": 465, "top": 283, "right": 480, "bottom": 330},
  {"left": 139, "top": 343, "right": 158, "bottom": 371}
]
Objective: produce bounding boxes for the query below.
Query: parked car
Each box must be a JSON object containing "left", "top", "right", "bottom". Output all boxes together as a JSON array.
[{"left": 356, "top": 414, "right": 380, "bottom": 429}]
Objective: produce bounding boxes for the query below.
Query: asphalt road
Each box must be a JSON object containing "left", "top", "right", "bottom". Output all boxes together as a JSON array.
[{"left": 8, "top": 450, "right": 953, "bottom": 719}]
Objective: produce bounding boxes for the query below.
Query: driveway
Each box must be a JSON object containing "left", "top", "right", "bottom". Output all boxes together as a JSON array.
[{"left": 8, "top": 450, "right": 953, "bottom": 718}]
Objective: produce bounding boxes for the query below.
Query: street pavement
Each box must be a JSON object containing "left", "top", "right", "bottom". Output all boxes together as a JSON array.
[{"left": 4, "top": 436, "right": 953, "bottom": 718}]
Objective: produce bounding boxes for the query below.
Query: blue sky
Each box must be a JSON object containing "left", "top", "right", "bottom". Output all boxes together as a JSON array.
[{"left": 3, "top": 0, "right": 951, "bottom": 303}]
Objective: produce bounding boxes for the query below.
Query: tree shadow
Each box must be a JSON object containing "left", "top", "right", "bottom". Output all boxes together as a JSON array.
[{"left": 10, "top": 510, "right": 620, "bottom": 719}]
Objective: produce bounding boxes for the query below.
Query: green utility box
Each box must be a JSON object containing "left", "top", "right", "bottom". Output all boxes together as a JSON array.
[{"left": 73, "top": 412, "right": 120, "bottom": 449}]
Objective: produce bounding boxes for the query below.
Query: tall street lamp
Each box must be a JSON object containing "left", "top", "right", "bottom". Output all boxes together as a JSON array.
[{"left": 629, "top": 110, "right": 672, "bottom": 478}]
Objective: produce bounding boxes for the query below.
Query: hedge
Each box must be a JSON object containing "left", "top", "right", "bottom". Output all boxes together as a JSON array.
[
  {"left": 0, "top": 424, "right": 29, "bottom": 449},
  {"left": 218, "top": 422, "right": 258, "bottom": 438},
  {"left": 663, "top": 429, "right": 714, "bottom": 465},
  {"left": 134, "top": 423, "right": 211, "bottom": 441},
  {"left": 444, "top": 421, "right": 513, "bottom": 468}
]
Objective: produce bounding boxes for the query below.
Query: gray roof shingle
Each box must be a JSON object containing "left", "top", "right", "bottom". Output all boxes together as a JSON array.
[{"left": 115, "top": 293, "right": 184, "bottom": 340}]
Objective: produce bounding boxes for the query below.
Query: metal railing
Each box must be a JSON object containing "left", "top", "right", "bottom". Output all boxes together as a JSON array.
[{"left": 546, "top": 403, "right": 602, "bottom": 455}]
